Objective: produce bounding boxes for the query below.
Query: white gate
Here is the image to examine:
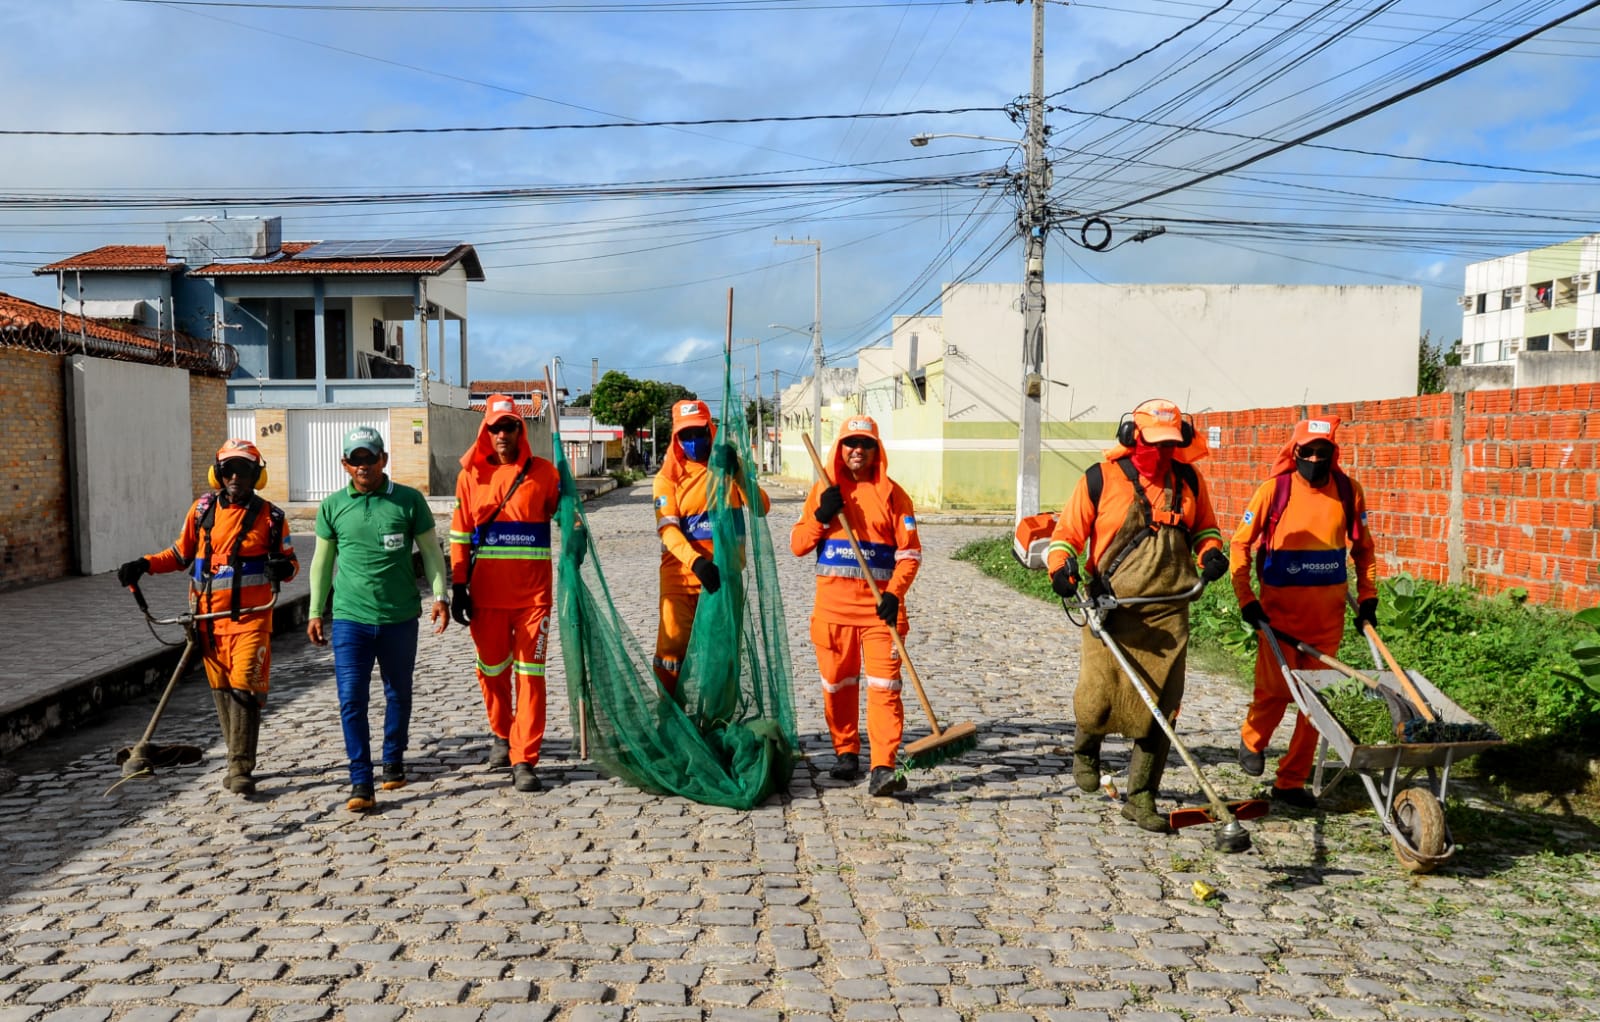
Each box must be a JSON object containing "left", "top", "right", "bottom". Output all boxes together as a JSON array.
[
  {"left": 288, "top": 409, "right": 388, "bottom": 501},
  {"left": 226, "top": 410, "right": 256, "bottom": 446}
]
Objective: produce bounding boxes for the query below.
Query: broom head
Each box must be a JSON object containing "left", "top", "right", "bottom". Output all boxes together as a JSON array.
[{"left": 899, "top": 720, "right": 980, "bottom": 772}]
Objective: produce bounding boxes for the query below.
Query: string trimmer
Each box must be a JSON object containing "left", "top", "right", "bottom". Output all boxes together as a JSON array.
[
  {"left": 1064, "top": 582, "right": 1264, "bottom": 852},
  {"left": 109, "top": 580, "right": 277, "bottom": 794},
  {"left": 801, "top": 434, "right": 978, "bottom": 773}
]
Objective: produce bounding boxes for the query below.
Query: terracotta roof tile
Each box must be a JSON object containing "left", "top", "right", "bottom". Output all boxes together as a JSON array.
[
  {"left": 0, "top": 291, "right": 191, "bottom": 351},
  {"left": 35, "top": 245, "right": 177, "bottom": 273},
  {"left": 195, "top": 241, "right": 483, "bottom": 280}
]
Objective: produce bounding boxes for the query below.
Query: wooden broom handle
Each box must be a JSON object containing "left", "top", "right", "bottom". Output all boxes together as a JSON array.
[
  {"left": 550, "top": 365, "right": 589, "bottom": 760},
  {"left": 801, "top": 433, "right": 944, "bottom": 737},
  {"left": 1355, "top": 615, "right": 1435, "bottom": 722}
]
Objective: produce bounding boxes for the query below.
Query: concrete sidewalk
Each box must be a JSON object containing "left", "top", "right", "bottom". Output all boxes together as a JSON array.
[{"left": 0, "top": 477, "right": 619, "bottom": 758}]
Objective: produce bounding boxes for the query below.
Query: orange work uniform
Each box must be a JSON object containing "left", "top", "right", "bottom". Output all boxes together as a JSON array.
[
  {"left": 653, "top": 439, "right": 769, "bottom": 693},
  {"left": 450, "top": 415, "right": 562, "bottom": 768},
  {"left": 789, "top": 418, "right": 921, "bottom": 770},
  {"left": 144, "top": 493, "right": 298, "bottom": 699},
  {"left": 1231, "top": 422, "right": 1377, "bottom": 791},
  {"left": 1045, "top": 455, "right": 1224, "bottom": 579}
]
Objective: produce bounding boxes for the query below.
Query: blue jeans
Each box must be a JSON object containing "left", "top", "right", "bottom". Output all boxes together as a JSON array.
[{"left": 331, "top": 618, "right": 419, "bottom": 786}]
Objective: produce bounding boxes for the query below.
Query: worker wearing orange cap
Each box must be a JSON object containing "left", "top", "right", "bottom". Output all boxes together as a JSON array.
[
  {"left": 1231, "top": 416, "right": 1378, "bottom": 809},
  {"left": 790, "top": 415, "right": 921, "bottom": 798},
  {"left": 117, "top": 439, "right": 298, "bottom": 796},
  {"left": 1045, "top": 398, "right": 1229, "bottom": 832},
  {"left": 449, "top": 394, "right": 566, "bottom": 794},
  {"left": 653, "top": 398, "right": 770, "bottom": 695}
]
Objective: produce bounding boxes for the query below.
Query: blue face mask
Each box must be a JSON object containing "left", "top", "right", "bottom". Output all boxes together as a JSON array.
[{"left": 679, "top": 436, "right": 710, "bottom": 462}]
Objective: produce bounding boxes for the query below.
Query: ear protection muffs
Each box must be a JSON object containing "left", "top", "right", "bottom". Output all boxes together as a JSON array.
[
  {"left": 210, "top": 460, "right": 268, "bottom": 489},
  {"left": 1117, "top": 406, "right": 1198, "bottom": 448},
  {"left": 1116, "top": 413, "right": 1137, "bottom": 448}
]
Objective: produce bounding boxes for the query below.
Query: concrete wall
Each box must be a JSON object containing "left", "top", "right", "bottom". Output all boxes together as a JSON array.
[
  {"left": 943, "top": 282, "right": 1421, "bottom": 424},
  {"left": 0, "top": 348, "right": 72, "bottom": 586},
  {"left": 1516, "top": 349, "right": 1600, "bottom": 388},
  {"left": 64, "top": 356, "right": 194, "bottom": 575},
  {"left": 426, "top": 404, "right": 483, "bottom": 496}
]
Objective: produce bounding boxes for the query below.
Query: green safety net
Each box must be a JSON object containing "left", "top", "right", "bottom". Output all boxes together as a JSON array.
[{"left": 553, "top": 353, "right": 798, "bottom": 809}]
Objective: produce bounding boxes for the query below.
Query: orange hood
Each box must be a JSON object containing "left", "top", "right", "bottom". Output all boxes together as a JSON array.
[
  {"left": 829, "top": 415, "right": 893, "bottom": 503},
  {"left": 1268, "top": 416, "right": 1342, "bottom": 476},
  {"left": 460, "top": 393, "right": 533, "bottom": 469}
]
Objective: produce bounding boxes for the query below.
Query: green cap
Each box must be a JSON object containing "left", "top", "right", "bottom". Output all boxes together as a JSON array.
[{"left": 342, "top": 425, "right": 386, "bottom": 459}]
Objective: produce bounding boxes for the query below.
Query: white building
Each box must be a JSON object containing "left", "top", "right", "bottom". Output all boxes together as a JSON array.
[{"left": 1460, "top": 234, "right": 1600, "bottom": 371}]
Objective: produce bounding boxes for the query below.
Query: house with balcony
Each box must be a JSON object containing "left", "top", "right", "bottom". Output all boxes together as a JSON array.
[
  {"left": 36, "top": 215, "right": 485, "bottom": 501},
  {"left": 1459, "top": 234, "right": 1600, "bottom": 387}
]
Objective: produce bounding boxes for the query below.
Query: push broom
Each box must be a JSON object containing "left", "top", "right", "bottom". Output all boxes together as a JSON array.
[{"left": 801, "top": 434, "right": 978, "bottom": 772}]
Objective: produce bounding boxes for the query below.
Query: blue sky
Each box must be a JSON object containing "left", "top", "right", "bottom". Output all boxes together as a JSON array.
[{"left": 4, "top": 0, "right": 1600, "bottom": 412}]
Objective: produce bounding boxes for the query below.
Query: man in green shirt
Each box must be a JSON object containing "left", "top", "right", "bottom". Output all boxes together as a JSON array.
[{"left": 307, "top": 425, "right": 450, "bottom": 812}]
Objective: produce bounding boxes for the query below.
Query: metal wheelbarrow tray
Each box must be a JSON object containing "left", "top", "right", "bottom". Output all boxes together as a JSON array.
[{"left": 1282, "top": 664, "right": 1502, "bottom": 873}]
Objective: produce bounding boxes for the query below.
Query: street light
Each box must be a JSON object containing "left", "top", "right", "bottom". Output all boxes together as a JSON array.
[{"left": 909, "top": 132, "right": 1023, "bottom": 148}]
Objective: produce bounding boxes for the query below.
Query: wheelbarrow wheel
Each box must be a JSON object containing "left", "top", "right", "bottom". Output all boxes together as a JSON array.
[{"left": 1391, "top": 787, "right": 1446, "bottom": 874}]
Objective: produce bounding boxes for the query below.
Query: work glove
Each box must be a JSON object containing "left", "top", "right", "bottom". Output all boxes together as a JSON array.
[
  {"left": 117, "top": 557, "right": 149, "bottom": 588},
  {"left": 451, "top": 583, "right": 472, "bottom": 627},
  {"left": 691, "top": 556, "right": 721, "bottom": 594},
  {"left": 1050, "top": 556, "right": 1079, "bottom": 598},
  {"left": 1200, "top": 548, "right": 1229, "bottom": 584},
  {"left": 1354, "top": 597, "right": 1379, "bottom": 633},
  {"left": 266, "top": 556, "right": 295, "bottom": 583},
  {"left": 1240, "top": 600, "right": 1270, "bottom": 629},
  {"left": 814, "top": 485, "right": 845, "bottom": 525},
  {"left": 713, "top": 444, "right": 742, "bottom": 476},
  {"left": 876, "top": 591, "right": 899, "bottom": 626},
  {"left": 567, "top": 528, "right": 588, "bottom": 568}
]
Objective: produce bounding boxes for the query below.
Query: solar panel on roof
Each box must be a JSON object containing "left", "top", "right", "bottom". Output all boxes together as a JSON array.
[{"left": 295, "top": 239, "right": 462, "bottom": 260}]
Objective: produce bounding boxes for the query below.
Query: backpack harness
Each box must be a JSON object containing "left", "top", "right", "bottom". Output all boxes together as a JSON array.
[
  {"left": 191, "top": 493, "right": 285, "bottom": 647},
  {"left": 1083, "top": 457, "right": 1198, "bottom": 584},
  {"left": 1261, "top": 467, "right": 1359, "bottom": 552}
]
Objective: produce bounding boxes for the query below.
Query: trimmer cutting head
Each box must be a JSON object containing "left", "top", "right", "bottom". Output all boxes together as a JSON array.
[{"left": 1213, "top": 821, "right": 1253, "bottom": 854}]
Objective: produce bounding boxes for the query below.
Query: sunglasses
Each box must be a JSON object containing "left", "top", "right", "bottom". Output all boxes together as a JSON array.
[
  {"left": 345, "top": 451, "right": 381, "bottom": 467},
  {"left": 217, "top": 459, "right": 257, "bottom": 479},
  {"left": 487, "top": 419, "right": 522, "bottom": 435},
  {"left": 840, "top": 437, "right": 878, "bottom": 451}
]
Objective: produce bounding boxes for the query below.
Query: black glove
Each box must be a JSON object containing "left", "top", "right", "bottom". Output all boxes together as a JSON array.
[
  {"left": 814, "top": 485, "right": 845, "bottom": 525},
  {"left": 1050, "top": 556, "right": 1079, "bottom": 598},
  {"left": 451, "top": 583, "right": 472, "bottom": 627},
  {"left": 266, "top": 556, "right": 295, "bottom": 583},
  {"left": 117, "top": 557, "right": 149, "bottom": 588},
  {"left": 1240, "top": 600, "right": 1270, "bottom": 629},
  {"left": 1200, "top": 548, "right": 1229, "bottom": 584},
  {"left": 876, "top": 591, "right": 899, "bottom": 626},
  {"left": 1354, "top": 597, "right": 1379, "bottom": 633},
  {"left": 568, "top": 529, "right": 588, "bottom": 568},
  {"left": 691, "top": 557, "right": 721, "bottom": 594}
]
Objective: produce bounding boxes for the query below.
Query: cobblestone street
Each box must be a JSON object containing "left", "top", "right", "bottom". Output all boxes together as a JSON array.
[{"left": 3, "top": 481, "right": 1597, "bottom": 1022}]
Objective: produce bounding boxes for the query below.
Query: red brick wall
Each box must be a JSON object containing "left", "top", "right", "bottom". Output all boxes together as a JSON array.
[
  {"left": 1193, "top": 384, "right": 1600, "bottom": 610},
  {"left": 0, "top": 347, "right": 72, "bottom": 586}
]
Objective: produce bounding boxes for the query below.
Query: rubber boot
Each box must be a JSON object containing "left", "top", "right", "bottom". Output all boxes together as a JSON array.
[
  {"left": 1120, "top": 731, "right": 1172, "bottom": 834},
  {"left": 1071, "top": 731, "right": 1103, "bottom": 793},
  {"left": 214, "top": 689, "right": 259, "bottom": 796}
]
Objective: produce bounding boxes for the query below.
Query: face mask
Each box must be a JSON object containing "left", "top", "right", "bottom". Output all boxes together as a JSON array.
[
  {"left": 1129, "top": 440, "right": 1173, "bottom": 481},
  {"left": 1297, "top": 456, "right": 1332, "bottom": 486},
  {"left": 680, "top": 436, "right": 709, "bottom": 463}
]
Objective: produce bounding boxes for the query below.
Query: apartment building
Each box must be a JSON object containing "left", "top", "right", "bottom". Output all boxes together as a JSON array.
[{"left": 1460, "top": 234, "right": 1600, "bottom": 367}]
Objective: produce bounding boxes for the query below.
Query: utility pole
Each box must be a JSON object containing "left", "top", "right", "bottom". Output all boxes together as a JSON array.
[
  {"left": 736, "top": 338, "right": 763, "bottom": 474},
  {"left": 1016, "top": 0, "right": 1049, "bottom": 526},
  {"left": 776, "top": 236, "right": 823, "bottom": 478},
  {"left": 589, "top": 357, "right": 598, "bottom": 476},
  {"left": 771, "top": 369, "right": 781, "bottom": 474}
]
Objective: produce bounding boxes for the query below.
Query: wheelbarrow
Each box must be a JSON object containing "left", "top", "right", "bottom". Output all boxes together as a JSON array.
[
  {"left": 1257, "top": 624, "right": 1503, "bottom": 873},
  {"left": 1064, "top": 579, "right": 1268, "bottom": 853},
  {"left": 113, "top": 580, "right": 278, "bottom": 786}
]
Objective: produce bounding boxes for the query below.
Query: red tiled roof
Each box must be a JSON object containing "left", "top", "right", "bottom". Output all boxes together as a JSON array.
[
  {"left": 194, "top": 242, "right": 484, "bottom": 280},
  {"left": 0, "top": 291, "right": 203, "bottom": 353},
  {"left": 35, "top": 245, "right": 177, "bottom": 273}
]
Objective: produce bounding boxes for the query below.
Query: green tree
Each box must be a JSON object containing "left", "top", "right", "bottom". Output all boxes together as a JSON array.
[
  {"left": 591, "top": 370, "right": 699, "bottom": 467},
  {"left": 1417, "top": 330, "right": 1459, "bottom": 395}
]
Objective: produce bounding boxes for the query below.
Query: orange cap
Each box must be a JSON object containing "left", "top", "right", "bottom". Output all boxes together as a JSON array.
[
  {"left": 837, "top": 415, "right": 880, "bottom": 445},
  {"left": 1291, "top": 416, "right": 1340, "bottom": 449},
  {"left": 482, "top": 393, "right": 520, "bottom": 427},
  {"left": 672, "top": 399, "right": 712, "bottom": 433},
  {"left": 1131, "top": 398, "right": 1185, "bottom": 444},
  {"left": 215, "top": 438, "right": 264, "bottom": 466}
]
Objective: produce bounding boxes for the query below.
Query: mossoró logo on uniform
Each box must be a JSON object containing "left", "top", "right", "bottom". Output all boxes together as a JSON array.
[
  {"left": 493, "top": 530, "right": 547, "bottom": 547},
  {"left": 382, "top": 533, "right": 405, "bottom": 551}
]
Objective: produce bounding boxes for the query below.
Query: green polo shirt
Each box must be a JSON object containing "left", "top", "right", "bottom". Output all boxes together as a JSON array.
[{"left": 314, "top": 476, "right": 438, "bottom": 625}]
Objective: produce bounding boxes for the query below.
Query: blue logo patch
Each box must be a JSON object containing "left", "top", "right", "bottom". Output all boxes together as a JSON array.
[
  {"left": 1242, "top": 510, "right": 1254, "bottom": 525},
  {"left": 903, "top": 515, "right": 917, "bottom": 532},
  {"left": 654, "top": 496, "right": 667, "bottom": 510}
]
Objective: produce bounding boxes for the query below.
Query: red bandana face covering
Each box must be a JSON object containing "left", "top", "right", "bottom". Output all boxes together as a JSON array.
[{"left": 1129, "top": 439, "right": 1173, "bottom": 481}]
